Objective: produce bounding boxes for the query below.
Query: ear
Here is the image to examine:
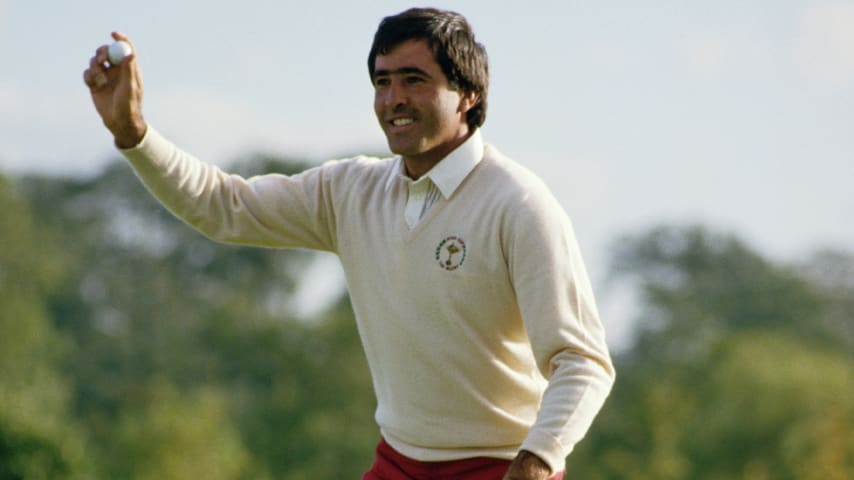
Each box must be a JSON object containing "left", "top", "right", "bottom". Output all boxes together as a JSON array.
[{"left": 458, "top": 91, "right": 479, "bottom": 114}]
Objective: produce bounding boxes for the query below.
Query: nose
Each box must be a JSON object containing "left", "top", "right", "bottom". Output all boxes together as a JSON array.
[{"left": 382, "top": 80, "right": 408, "bottom": 108}]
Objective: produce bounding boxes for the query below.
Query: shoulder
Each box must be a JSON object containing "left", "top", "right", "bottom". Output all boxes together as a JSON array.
[
  {"left": 295, "top": 154, "right": 398, "bottom": 190},
  {"left": 478, "top": 148, "right": 583, "bottom": 274},
  {"left": 475, "top": 146, "right": 578, "bottom": 257},
  {"left": 476, "top": 145, "right": 564, "bottom": 218},
  {"left": 318, "top": 154, "right": 395, "bottom": 177}
]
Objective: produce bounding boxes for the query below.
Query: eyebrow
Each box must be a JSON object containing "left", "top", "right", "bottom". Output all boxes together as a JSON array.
[{"left": 372, "top": 66, "right": 432, "bottom": 79}]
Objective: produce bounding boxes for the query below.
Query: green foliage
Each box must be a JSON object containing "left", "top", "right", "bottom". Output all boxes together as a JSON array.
[
  {"left": 0, "top": 176, "right": 91, "bottom": 479},
  {"left": 231, "top": 297, "right": 378, "bottom": 479},
  {"left": 109, "top": 383, "right": 258, "bottom": 480},
  {"left": 3, "top": 159, "right": 377, "bottom": 479},
  {"left": 610, "top": 225, "right": 841, "bottom": 363},
  {"left": 570, "top": 225, "right": 854, "bottom": 479}
]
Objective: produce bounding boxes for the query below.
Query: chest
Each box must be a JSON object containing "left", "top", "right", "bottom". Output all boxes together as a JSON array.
[
  {"left": 336, "top": 176, "right": 538, "bottom": 354},
  {"left": 344, "top": 186, "right": 508, "bottom": 277}
]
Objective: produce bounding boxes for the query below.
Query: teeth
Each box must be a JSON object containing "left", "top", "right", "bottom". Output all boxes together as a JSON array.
[{"left": 392, "top": 118, "right": 413, "bottom": 126}]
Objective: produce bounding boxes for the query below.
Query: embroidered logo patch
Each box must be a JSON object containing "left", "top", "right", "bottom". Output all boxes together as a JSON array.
[{"left": 436, "top": 236, "right": 466, "bottom": 271}]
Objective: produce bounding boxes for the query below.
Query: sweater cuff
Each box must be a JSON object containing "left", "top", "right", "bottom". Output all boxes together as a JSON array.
[
  {"left": 118, "top": 125, "right": 174, "bottom": 171},
  {"left": 519, "top": 429, "right": 566, "bottom": 475},
  {"left": 117, "top": 122, "right": 152, "bottom": 153}
]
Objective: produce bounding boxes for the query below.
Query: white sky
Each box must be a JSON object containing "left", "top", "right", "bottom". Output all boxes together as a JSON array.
[{"left": 2, "top": 0, "right": 852, "bottom": 350}]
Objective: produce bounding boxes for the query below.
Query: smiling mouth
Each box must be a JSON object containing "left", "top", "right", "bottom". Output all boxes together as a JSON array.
[{"left": 391, "top": 118, "right": 414, "bottom": 127}]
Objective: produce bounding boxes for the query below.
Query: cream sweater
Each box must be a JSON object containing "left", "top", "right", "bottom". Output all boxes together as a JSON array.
[{"left": 122, "top": 127, "right": 615, "bottom": 473}]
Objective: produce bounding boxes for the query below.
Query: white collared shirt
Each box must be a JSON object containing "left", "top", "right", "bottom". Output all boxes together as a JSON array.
[{"left": 385, "top": 130, "right": 485, "bottom": 228}]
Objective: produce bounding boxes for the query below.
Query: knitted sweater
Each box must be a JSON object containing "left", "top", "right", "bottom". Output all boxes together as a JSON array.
[{"left": 122, "top": 126, "right": 615, "bottom": 473}]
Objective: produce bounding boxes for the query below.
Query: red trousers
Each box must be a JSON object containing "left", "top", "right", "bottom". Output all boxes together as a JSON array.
[{"left": 362, "top": 438, "right": 565, "bottom": 480}]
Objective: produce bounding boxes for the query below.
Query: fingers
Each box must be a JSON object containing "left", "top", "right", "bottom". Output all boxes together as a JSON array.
[
  {"left": 83, "top": 33, "right": 140, "bottom": 91},
  {"left": 83, "top": 45, "right": 110, "bottom": 90},
  {"left": 109, "top": 32, "right": 142, "bottom": 92},
  {"left": 111, "top": 32, "right": 145, "bottom": 97},
  {"left": 111, "top": 31, "right": 138, "bottom": 65},
  {"left": 112, "top": 31, "right": 131, "bottom": 43}
]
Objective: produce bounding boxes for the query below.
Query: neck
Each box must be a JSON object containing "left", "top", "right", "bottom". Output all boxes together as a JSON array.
[{"left": 403, "top": 129, "right": 473, "bottom": 180}]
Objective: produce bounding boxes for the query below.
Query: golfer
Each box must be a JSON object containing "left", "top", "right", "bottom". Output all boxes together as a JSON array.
[{"left": 83, "top": 8, "right": 614, "bottom": 480}]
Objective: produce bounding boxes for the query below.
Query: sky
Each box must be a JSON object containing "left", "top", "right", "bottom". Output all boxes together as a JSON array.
[{"left": 1, "top": 0, "right": 852, "bottom": 350}]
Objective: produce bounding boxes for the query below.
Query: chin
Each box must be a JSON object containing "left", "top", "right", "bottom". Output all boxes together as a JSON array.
[{"left": 387, "top": 141, "right": 424, "bottom": 157}]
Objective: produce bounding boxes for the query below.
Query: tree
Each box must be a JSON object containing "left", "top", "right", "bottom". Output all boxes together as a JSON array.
[
  {"left": 569, "top": 225, "right": 854, "bottom": 480},
  {"left": 16, "top": 157, "right": 378, "bottom": 478},
  {"left": 0, "top": 175, "right": 91, "bottom": 479}
]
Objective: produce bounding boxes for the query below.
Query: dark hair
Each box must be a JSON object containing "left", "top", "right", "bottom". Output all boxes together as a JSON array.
[{"left": 368, "top": 8, "right": 489, "bottom": 130}]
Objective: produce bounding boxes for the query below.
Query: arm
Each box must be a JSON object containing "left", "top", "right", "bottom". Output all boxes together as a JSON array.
[
  {"left": 504, "top": 184, "right": 616, "bottom": 475},
  {"left": 83, "top": 33, "right": 337, "bottom": 251}
]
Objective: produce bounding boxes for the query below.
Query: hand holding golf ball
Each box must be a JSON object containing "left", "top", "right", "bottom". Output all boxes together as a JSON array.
[
  {"left": 84, "top": 32, "right": 147, "bottom": 148},
  {"left": 107, "top": 40, "right": 133, "bottom": 66}
]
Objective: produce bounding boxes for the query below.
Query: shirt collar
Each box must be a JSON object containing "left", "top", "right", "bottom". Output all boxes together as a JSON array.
[{"left": 384, "top": 129, "right": 484, "bottom": 198}]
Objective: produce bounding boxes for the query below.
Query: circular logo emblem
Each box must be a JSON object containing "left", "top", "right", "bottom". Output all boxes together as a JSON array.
[{"left": 436, "top": 236, "right": 466, "bottom": 271}]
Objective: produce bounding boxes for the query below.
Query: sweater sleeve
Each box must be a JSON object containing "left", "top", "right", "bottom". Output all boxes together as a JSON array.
[
  {"left": 504, "top": 182, "right": 616, "bottom": 473},
  {"left": 120, "top": 126, "right": 339, "bottom": 252}
]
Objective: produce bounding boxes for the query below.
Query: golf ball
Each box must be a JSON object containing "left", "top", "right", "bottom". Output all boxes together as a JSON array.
[{"left": 108, "top": 40, "right": 133, "bottom": 66}]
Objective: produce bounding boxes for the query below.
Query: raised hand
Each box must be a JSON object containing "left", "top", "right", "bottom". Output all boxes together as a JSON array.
[{"left": 83, "top": 31, "right": 147, "bottom": 148}]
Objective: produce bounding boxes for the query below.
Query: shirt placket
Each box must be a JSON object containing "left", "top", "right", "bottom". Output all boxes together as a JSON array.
[{"left": 404, "top": 178, "right": 430, "bottom": 229}]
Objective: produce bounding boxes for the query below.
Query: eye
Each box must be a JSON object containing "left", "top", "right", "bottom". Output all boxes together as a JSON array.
[
  {"left": 405, "top": 75, "right": 424, "bottom": 84},
  {"left": 374, "top": 77, "right": 390, "bottom": 87}
]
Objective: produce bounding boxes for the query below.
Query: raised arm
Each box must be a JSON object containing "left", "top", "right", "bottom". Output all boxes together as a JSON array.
[{"left": 82, "top": 33, "right": 339, "bottom": 252}]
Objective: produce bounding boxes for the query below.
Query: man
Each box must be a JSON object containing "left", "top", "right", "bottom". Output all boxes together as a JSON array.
[{"left": 83, "top": 8, "right": 614, "bottom": 480}]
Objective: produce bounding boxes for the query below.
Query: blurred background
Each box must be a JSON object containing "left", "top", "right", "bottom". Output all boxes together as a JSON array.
[{"left": 1, "top": 0, "right": 852, "bottom": 478}]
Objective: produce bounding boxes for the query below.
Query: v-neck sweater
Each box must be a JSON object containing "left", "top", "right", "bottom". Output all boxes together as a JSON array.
[
  {"left": 389, "top": 129, "right": 483, "bottom": 228},
  {"left": 122, "top": 126, "right": 615, "bottom": 473}
]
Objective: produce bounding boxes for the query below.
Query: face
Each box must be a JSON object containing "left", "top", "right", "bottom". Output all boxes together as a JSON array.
[{"left": 372, "top": 39, "right": 476, "bottom": 173}]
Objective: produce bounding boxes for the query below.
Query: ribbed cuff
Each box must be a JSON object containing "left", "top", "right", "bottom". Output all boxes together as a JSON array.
[
  {"left": 117, "top": 123, "right": 152, "bottom": 153},
  {"left": 118, "top": 125, "right": 177, "bottom": 173}
]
